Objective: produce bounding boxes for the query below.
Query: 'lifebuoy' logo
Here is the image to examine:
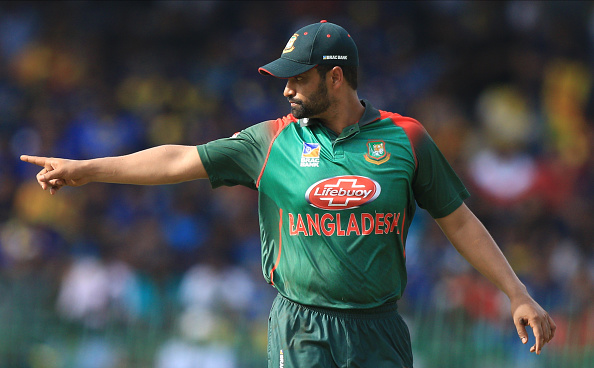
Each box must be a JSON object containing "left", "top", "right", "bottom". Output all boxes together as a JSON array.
[{"left": 305, "top": 176, "right": 381, "bottom": 210}]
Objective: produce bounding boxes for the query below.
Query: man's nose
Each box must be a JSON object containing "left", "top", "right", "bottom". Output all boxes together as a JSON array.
[{"left": 284, "top": 80, "right": 295, "bottom": 98}]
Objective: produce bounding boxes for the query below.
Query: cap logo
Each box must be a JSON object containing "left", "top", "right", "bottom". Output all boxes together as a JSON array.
[{"left": 283, "top": 34, "right": 299, "bottom": 54}]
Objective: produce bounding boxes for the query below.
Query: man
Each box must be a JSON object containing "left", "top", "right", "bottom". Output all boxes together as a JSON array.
[{"left": 22, "top": 21, "right": 555, "bottom": 367}]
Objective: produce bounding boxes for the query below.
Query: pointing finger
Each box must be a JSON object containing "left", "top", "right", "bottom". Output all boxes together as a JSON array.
[{"left": 20, "top": 155, "right": 49, "bottom": 168}]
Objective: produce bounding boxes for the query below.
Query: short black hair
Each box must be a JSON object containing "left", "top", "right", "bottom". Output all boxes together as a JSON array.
[{"left": 316, "top": 65, "right": 358, "bottom": 90}]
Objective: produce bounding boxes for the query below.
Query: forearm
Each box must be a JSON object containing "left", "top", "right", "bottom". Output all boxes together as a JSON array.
[
  {"left": 436, "top": 204, "right": 528, "bottom": 299},
  {"left": 436, "top": 203, "right": 555, "bottom": 353},
  {"left": 85, "top": 145, "right": 207, "bottom": 185}
]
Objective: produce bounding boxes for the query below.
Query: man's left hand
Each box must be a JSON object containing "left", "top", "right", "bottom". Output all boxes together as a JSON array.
[{"left": 511, "top": 294, "right": 556, "bottom": 355}]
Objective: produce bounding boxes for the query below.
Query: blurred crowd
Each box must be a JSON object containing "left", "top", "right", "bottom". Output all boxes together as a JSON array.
[{"left": 0, "top": 1, "right": 592, "bottom": 367}]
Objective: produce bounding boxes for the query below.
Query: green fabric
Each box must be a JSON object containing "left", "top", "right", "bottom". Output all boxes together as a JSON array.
[
  {"left": 267, "top": 294, "right": 413, "bottom": 368},
  {"left": 197, "top": 100, "right": 469, "bottom": 309},
  {"left": 197, "top": 119, "right": 279, "bottom": 189}
]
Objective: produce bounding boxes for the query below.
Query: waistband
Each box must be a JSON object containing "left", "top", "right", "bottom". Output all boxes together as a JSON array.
[{"left": 276, "top": 293, "right": 399, "bottom": 320}]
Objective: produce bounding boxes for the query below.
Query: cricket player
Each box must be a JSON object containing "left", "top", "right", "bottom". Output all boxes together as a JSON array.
[{"left": 21, "top": 21, "right": 555, "bottom": 367}]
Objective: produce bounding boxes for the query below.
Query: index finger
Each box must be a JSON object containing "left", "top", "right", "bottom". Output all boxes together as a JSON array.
[
  {"left": 20, "top": 155, "right": 49, "bottom": 168},
  {"left": 532, "top": 319, "right": 544, "bottom": 354}
]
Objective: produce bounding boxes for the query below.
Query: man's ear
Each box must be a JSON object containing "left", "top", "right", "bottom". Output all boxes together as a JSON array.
[{"left": 330, "top": 66, "right": 344, "bottom": 87}]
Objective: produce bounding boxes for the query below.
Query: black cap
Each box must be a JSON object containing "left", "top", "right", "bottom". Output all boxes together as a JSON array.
[{"left": 259, "top": 20, "right": 358, "bottom": 78}]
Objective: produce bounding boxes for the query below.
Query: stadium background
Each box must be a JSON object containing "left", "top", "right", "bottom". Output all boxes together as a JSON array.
[{"left": 0, "top": 1, "right": 592, "bottom": 367}]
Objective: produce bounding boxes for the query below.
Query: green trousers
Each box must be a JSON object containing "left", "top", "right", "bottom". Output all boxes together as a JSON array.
[{"left": 267, "top": 294, "right": 413, "bottom": 368}]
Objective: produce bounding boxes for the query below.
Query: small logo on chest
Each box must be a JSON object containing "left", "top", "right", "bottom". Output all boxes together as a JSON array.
[
  {"left": 301, "top": 142, "right": 320, "bottom": 167},
  {"left": 365, "top": 140, "right": 390, "bottom": 165}
]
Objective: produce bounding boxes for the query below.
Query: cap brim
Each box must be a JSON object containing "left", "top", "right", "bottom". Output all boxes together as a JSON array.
[{"left": 258, "top": 58, "right": 317, "bottom": 78}]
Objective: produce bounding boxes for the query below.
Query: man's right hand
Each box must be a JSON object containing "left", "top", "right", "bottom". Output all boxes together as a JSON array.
[
  {"left": 21, "top": 145, "right": 207, "bottom": 190},
  {"left": 20, "top": 155, "right": 91, "bottom": 195}
]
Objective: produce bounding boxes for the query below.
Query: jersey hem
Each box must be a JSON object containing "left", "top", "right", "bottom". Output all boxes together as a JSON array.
[{"left": 276, "top": 294, "right": 400, "bottom": 319}]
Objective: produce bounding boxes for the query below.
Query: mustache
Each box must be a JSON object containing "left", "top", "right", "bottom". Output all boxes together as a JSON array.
[{"left": 288, "top": 98, "right": 302, "bottom": 104}]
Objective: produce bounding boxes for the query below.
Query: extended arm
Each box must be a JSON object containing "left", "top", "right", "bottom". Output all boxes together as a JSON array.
[
  {"left": 435, "top": 203, "right": 556, "bottom": 355},
  {"left": 21, "top": 144, "right": 207, "bottom": 194}
]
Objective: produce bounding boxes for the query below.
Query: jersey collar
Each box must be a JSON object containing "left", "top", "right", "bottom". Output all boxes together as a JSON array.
[{"left": 299, "top": 99, "right": 381, "bottom": 128}]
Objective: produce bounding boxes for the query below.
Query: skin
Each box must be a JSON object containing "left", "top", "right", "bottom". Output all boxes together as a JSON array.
[
  {"left": 435, "top": 204, "right": 556, "bottom": 354},
  {"left": 21, "top": 66, "right": 555, "bottom": 354},
  {"left": 284, "top": 67, "right": 365, "bottom": 135},
  {"left": 286, "top": 70, "right": 331, "bottom": 119}
]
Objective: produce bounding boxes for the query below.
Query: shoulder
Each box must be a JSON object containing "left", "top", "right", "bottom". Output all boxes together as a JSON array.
[
  {"left": 266, "top": 114, "right": 299, "bottom": 132},
  {"left": 233, "top": 114, "right": 297, "bottom": 140},
  {"left": 243, "top": 114, "right": 298, "bottom": 138},
  {"left": 378, "top": 110, "right": 428, "bottom": 145}
]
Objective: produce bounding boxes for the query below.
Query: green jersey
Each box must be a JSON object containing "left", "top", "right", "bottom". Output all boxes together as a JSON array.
[{"left": 197, "top": 100, "right": 469, "bottom": 309}]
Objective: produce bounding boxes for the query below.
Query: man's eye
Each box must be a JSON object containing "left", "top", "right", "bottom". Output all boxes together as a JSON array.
[{"left": 296, "top": 77, "right": 303, "bottom": 81}]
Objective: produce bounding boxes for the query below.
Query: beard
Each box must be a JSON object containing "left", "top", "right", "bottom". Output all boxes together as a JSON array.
[{"left": 289, "top": 79, "right": 331, "bottom": 119}]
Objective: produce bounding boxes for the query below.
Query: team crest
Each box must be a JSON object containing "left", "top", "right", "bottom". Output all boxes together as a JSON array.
[
  {"left": 301, "top": 142, "right": 320, "bottom": 167},
  {"left": 365, "top": 140, "right": 390, "bottom": 165},
  {"left": 283, "top": 34, "right": 298, "bottom": 54}
]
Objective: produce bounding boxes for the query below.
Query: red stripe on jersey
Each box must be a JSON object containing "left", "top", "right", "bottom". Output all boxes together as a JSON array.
[
  {"left": 256, "top": 115, "right": 297, "bottom": 188},
  {"left": 270, "top": 208, "right": 284, "bottom": 285},
  {"left": 382, "top": 111, "right": 426, "bottom": 171},
  {"left": 401, "top": 208, "right": 406, "bottom": 258}
]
